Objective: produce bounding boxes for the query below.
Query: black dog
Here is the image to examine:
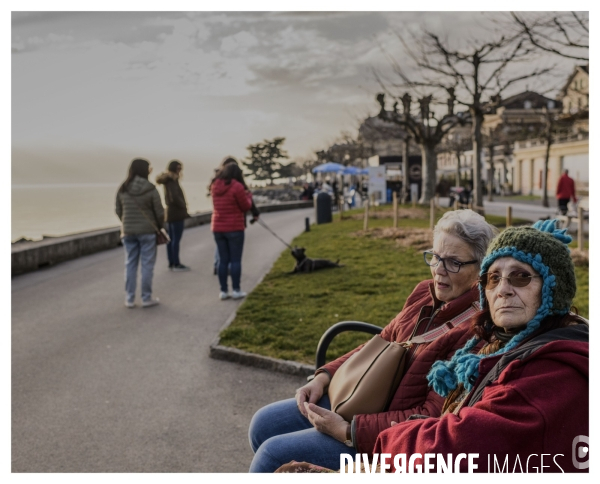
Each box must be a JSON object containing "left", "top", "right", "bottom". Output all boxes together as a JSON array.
[{"left": 290, "top": 247, "right": 342, "bottom": 273}]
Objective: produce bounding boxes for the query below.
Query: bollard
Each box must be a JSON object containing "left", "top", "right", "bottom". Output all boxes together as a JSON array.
[
  {"left": 577, "top": 206, "right": 584, "bottom": 251},
  {"left": 506, "top": 206, "right": 512, "bottom": 227},
  {"left": 363, "top": 200, "right": 370, "bottom": 231},
  {"left": 430, "top": 199, "right": 435, "bottom": 232},
  {"left": 393, "top": 191, "right": 398, "bottom": 228},
  {"left": 305, "top": 217, "right": 310, "bottom": 232}
]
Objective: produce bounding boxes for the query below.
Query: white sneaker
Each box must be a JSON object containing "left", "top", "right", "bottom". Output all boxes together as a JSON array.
[
  {"left": 125, "top": 300, "right": 135, "bottom": 308},
  {"left": 231, "top": 290, "right": 247, "bottom": 300},
  {"left": 219, "top": 291, "right": 230, "bottom": 300},
  {"left": 142, "top": 297, "right": 160, "bottom": 308}
]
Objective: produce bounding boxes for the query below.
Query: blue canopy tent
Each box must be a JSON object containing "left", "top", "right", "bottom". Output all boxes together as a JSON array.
[
  {"left": 312, "top": 162, "right": 345, "bottom": 173},
  {"left": 340, "top": 166, "right": 361, "bottom": 175}
]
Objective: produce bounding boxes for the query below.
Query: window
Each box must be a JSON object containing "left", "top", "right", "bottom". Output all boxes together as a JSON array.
[
  {"left": 547, "top": 100, "right": 555, "bottom": 109},
  {"left": 524, "top": 100, "right": 532, "bottom": 109}
]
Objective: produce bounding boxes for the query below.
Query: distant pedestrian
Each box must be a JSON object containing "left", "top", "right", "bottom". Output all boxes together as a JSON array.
[
  {"left": 300, "top": 183, "right": 314, "bottom": 200},
  {"left": 331, "top": 178, "right": 339, "bottom": 206},
  {"left": 156, "top": 160, "right": 191, "bottom": 272},
  {"left": 210, "top": 157, "right": 260, "bottom": 275},
  {"left": 556, "top": 169, "right": 577, "bottom": 215},
  {"left": 115, "top": 158, "right": 164, "bottom": 308},
  {"left": 210, "top": 161, "right": 254, "bottom": 300},
  {"left": 458, "top": 183, "right": 472, "bottom": 208}
]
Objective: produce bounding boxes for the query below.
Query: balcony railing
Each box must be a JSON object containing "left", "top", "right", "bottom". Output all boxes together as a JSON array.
[{"left": 514, "top": 132, "right": 589, "bottom": 150}]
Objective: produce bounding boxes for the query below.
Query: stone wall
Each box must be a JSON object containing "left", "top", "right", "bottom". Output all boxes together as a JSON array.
[{"left": 12, "top": 200, "right": 313, "bottom": 276}]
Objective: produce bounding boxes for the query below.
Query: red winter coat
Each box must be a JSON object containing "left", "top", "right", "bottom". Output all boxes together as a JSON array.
[
  {"left": 318, "top": 280, "right": 480, "bottom": 454},
  {"left": 373, "top": 325, "right": 589, "bottom": 473},
  {"left": 556, "top": 173, "right": 577, "bottom": 202},
  {"left": 210, "top": 179, "right": 253, "bottom": 233}
]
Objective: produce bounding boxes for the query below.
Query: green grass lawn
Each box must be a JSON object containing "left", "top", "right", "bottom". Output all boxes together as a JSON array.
[{"left": 219, "top": 206, "right": 589, "bottom": 366}]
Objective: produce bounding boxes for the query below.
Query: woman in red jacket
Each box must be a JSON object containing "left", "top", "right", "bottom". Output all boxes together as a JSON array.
[
  {"left": 210, "top": 162, "right": 253, "bottom": 300},
  {"left": 248, "top": 209, "right": 497, "bottom": 472},
  {"left": 373, "top": 220, "right": 588, "bottom": 473}
]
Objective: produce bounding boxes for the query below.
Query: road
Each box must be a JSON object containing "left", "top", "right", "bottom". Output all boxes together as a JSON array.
[{"left": 12, "top": 208, "right": 313, "bottom": 473}]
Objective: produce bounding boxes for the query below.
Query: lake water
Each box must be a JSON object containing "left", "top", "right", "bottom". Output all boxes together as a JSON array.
[{"left": 11, "top": 182, "right": 214, "bottom": 242}]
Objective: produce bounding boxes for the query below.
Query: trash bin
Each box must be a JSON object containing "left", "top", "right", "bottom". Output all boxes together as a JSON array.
[{"left": 314, "top": 192, "right": 332, "bottom": 224}]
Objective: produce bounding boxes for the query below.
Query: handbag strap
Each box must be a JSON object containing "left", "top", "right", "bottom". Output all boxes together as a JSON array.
[
  {"left": 408, "top": 302, "right": 481, "bottom": 345},
  {"left": 125, "top": 189, "right": 160, "bottom": 232}
]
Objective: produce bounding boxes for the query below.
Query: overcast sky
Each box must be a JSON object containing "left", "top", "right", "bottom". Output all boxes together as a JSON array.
[{"left": 11, "top": 9, "right": 586, "bottom": 184}]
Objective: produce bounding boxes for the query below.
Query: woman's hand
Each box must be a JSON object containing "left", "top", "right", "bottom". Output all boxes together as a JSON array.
[
  {"left": 295, "top": 373, "right": 330, "bottom": 418},
  {"left": 304, "top": 403, "right": 349, "bottom": 443}
]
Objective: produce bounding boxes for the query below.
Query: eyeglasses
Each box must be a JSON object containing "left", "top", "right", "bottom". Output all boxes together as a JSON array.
[
  {"left": 480, "top": 271, "right": 542, "bottom": 290},
  {"left": 423, "top": 251, "right": 478, "bottom": 274}
]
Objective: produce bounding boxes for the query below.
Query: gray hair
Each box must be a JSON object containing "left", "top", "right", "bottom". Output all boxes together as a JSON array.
[{"left": 433, "top": 209, "right": 498, "bottom": 266}]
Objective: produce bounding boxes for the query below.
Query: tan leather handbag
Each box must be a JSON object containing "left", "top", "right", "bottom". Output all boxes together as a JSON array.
[{"left": 327, "top": 303, "right": 479, "bottom": 422}]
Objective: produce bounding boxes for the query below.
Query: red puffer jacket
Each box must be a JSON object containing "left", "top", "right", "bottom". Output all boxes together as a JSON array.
[
  {"left": 373, "top": 326, "right": 589, "bottom": 473},
  {"left": 318, "top": 280, "right": 480, "bottom": 454},
  {"left": 211, "top": 179, "right": 253, "bottom": 233},
  {"left": 555, "top": 173, "right": 577, "bottom": 202}
]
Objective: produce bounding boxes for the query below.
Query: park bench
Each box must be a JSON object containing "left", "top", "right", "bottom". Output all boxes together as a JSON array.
[{"left": 307, "top": 321, "right": 383, "bottom": 380}]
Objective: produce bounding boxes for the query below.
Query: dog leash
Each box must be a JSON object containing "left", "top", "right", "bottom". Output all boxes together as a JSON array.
[{"left": 252, "top": 218, "right": 293, "bottom": 249}]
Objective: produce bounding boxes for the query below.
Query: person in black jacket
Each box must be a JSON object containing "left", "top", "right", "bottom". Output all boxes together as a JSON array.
[{"left": 156, "top": 160, "right": 191, "bottom": 271}]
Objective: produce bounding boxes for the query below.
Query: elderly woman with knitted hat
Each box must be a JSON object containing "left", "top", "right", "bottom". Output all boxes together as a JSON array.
[
  {"left": 249, "top": 210, "right": 497, "bottom": 472},
  {"left": 373, "top": 220, "right": 588, "bottom": 473}
]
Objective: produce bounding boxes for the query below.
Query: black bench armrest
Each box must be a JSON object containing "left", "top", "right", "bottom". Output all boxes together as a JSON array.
[{"left": 307, "top": 321, "right": 383, "bottom": 381}]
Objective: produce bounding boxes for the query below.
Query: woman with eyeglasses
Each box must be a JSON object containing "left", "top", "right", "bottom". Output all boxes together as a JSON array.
[
  {"left": 372, "top": 220, "right": 588, "bottom": 472},
  {"left": 248, "top": 209, "right": 497, "bottom": 472}
]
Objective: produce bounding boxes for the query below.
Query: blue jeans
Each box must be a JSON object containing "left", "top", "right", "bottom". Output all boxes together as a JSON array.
[
  {"left": 122, "top": 234, "right": 157, "bottom": 303},
  {"left": 248, "top": 395, "right": 350, "bottom": 472},
  {"left": 166, "top": 220, "right": 185, "bottom": 266},
  {"left": 213, "top": 231, "right": 244, "bottom": 292}
]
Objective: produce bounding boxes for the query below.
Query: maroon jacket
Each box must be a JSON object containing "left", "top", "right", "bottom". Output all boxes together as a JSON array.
[
  {"left": 318, "top": 280, "right": 480, "bottom": 454},
  {"left": 556, "top": 173, "right": 577, "bottom": 202},
  {"left": 373, "top": 326, "right": 589, "bottom": 473},
  {"left": 211, "top": 179, "right": 253, "bottom": 233}
]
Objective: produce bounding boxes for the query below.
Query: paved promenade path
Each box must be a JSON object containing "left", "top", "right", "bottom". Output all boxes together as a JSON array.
[{"left": 12, "top": 208, "right": 314, "bottom": 473}]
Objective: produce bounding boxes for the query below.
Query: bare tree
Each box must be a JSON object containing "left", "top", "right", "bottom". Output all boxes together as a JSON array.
[
  {"left": 376, "top": 91, "right": 465, "bottom": 204},
  {"left": 382, "top": 28, "right": 552, "bottom": 211},
  {"left": 318, "top": 132, "right": 375, "bottom": 167},
  {"left": 511, "top": 12, "right": 588, "bottom": 61},
  {"left": 439, "top": 128, "right": 472, "bottom": 188}
]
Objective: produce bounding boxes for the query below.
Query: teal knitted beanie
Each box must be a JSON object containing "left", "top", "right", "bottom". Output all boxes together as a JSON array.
[{"left": 427, "top": 219, "right": 576, "bottom": 397}]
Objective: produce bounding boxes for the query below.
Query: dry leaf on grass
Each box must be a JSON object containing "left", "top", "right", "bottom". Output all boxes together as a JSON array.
[
  {"left": 346, "top": 207, "right": 427, "bottom": 220},
  {"left": 571, "top": 250, "right": 589, "bottom": 267},
  {"left": 351, "top": 227, "right": 433, "bottom": 251}
]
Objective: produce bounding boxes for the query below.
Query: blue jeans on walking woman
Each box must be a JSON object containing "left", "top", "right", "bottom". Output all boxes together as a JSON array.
[
  {"left": 123, "top": 233, "right": 157, "bottom": 304},
  {"left": 248, "top": 395, "right": 349, "bottom": 472},
  {"left": 166, "top": 220, "right": 185, "bottom": 267},
  {"left": 213, "top": 231, "right": 244, "bottom": 292}
]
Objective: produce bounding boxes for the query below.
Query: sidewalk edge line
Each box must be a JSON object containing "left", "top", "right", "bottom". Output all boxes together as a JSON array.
[{"left": 209, "top": 343, "right": 314, "bottom": 377}]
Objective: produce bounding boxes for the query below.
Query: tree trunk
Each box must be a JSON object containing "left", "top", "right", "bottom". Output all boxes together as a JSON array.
[
  {"left": 455, "top": 150, "right": 461, "bottom": 188},
  {"left": 487, "top": 145, "right": 494, "bottom": 202},
  {"left": 542, "top": 135, "right": 552, "bottom": 207},
  {"left": 402, "top": 137, "right": 410, "bottom": 203},
  {"left": 471, "top": 109, "right": 484, "bottom": 214},
  {"left": 418, "top": 143, "right": 437, "bottom": 204}
]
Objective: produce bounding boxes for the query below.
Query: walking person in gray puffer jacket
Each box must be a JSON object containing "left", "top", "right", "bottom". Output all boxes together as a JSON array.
[
  {"left": 116, "top": 158, "right": 164, "bottom": 308},
  {"left": 156, "top": 160, "right": 190, "bottom": 271}
]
